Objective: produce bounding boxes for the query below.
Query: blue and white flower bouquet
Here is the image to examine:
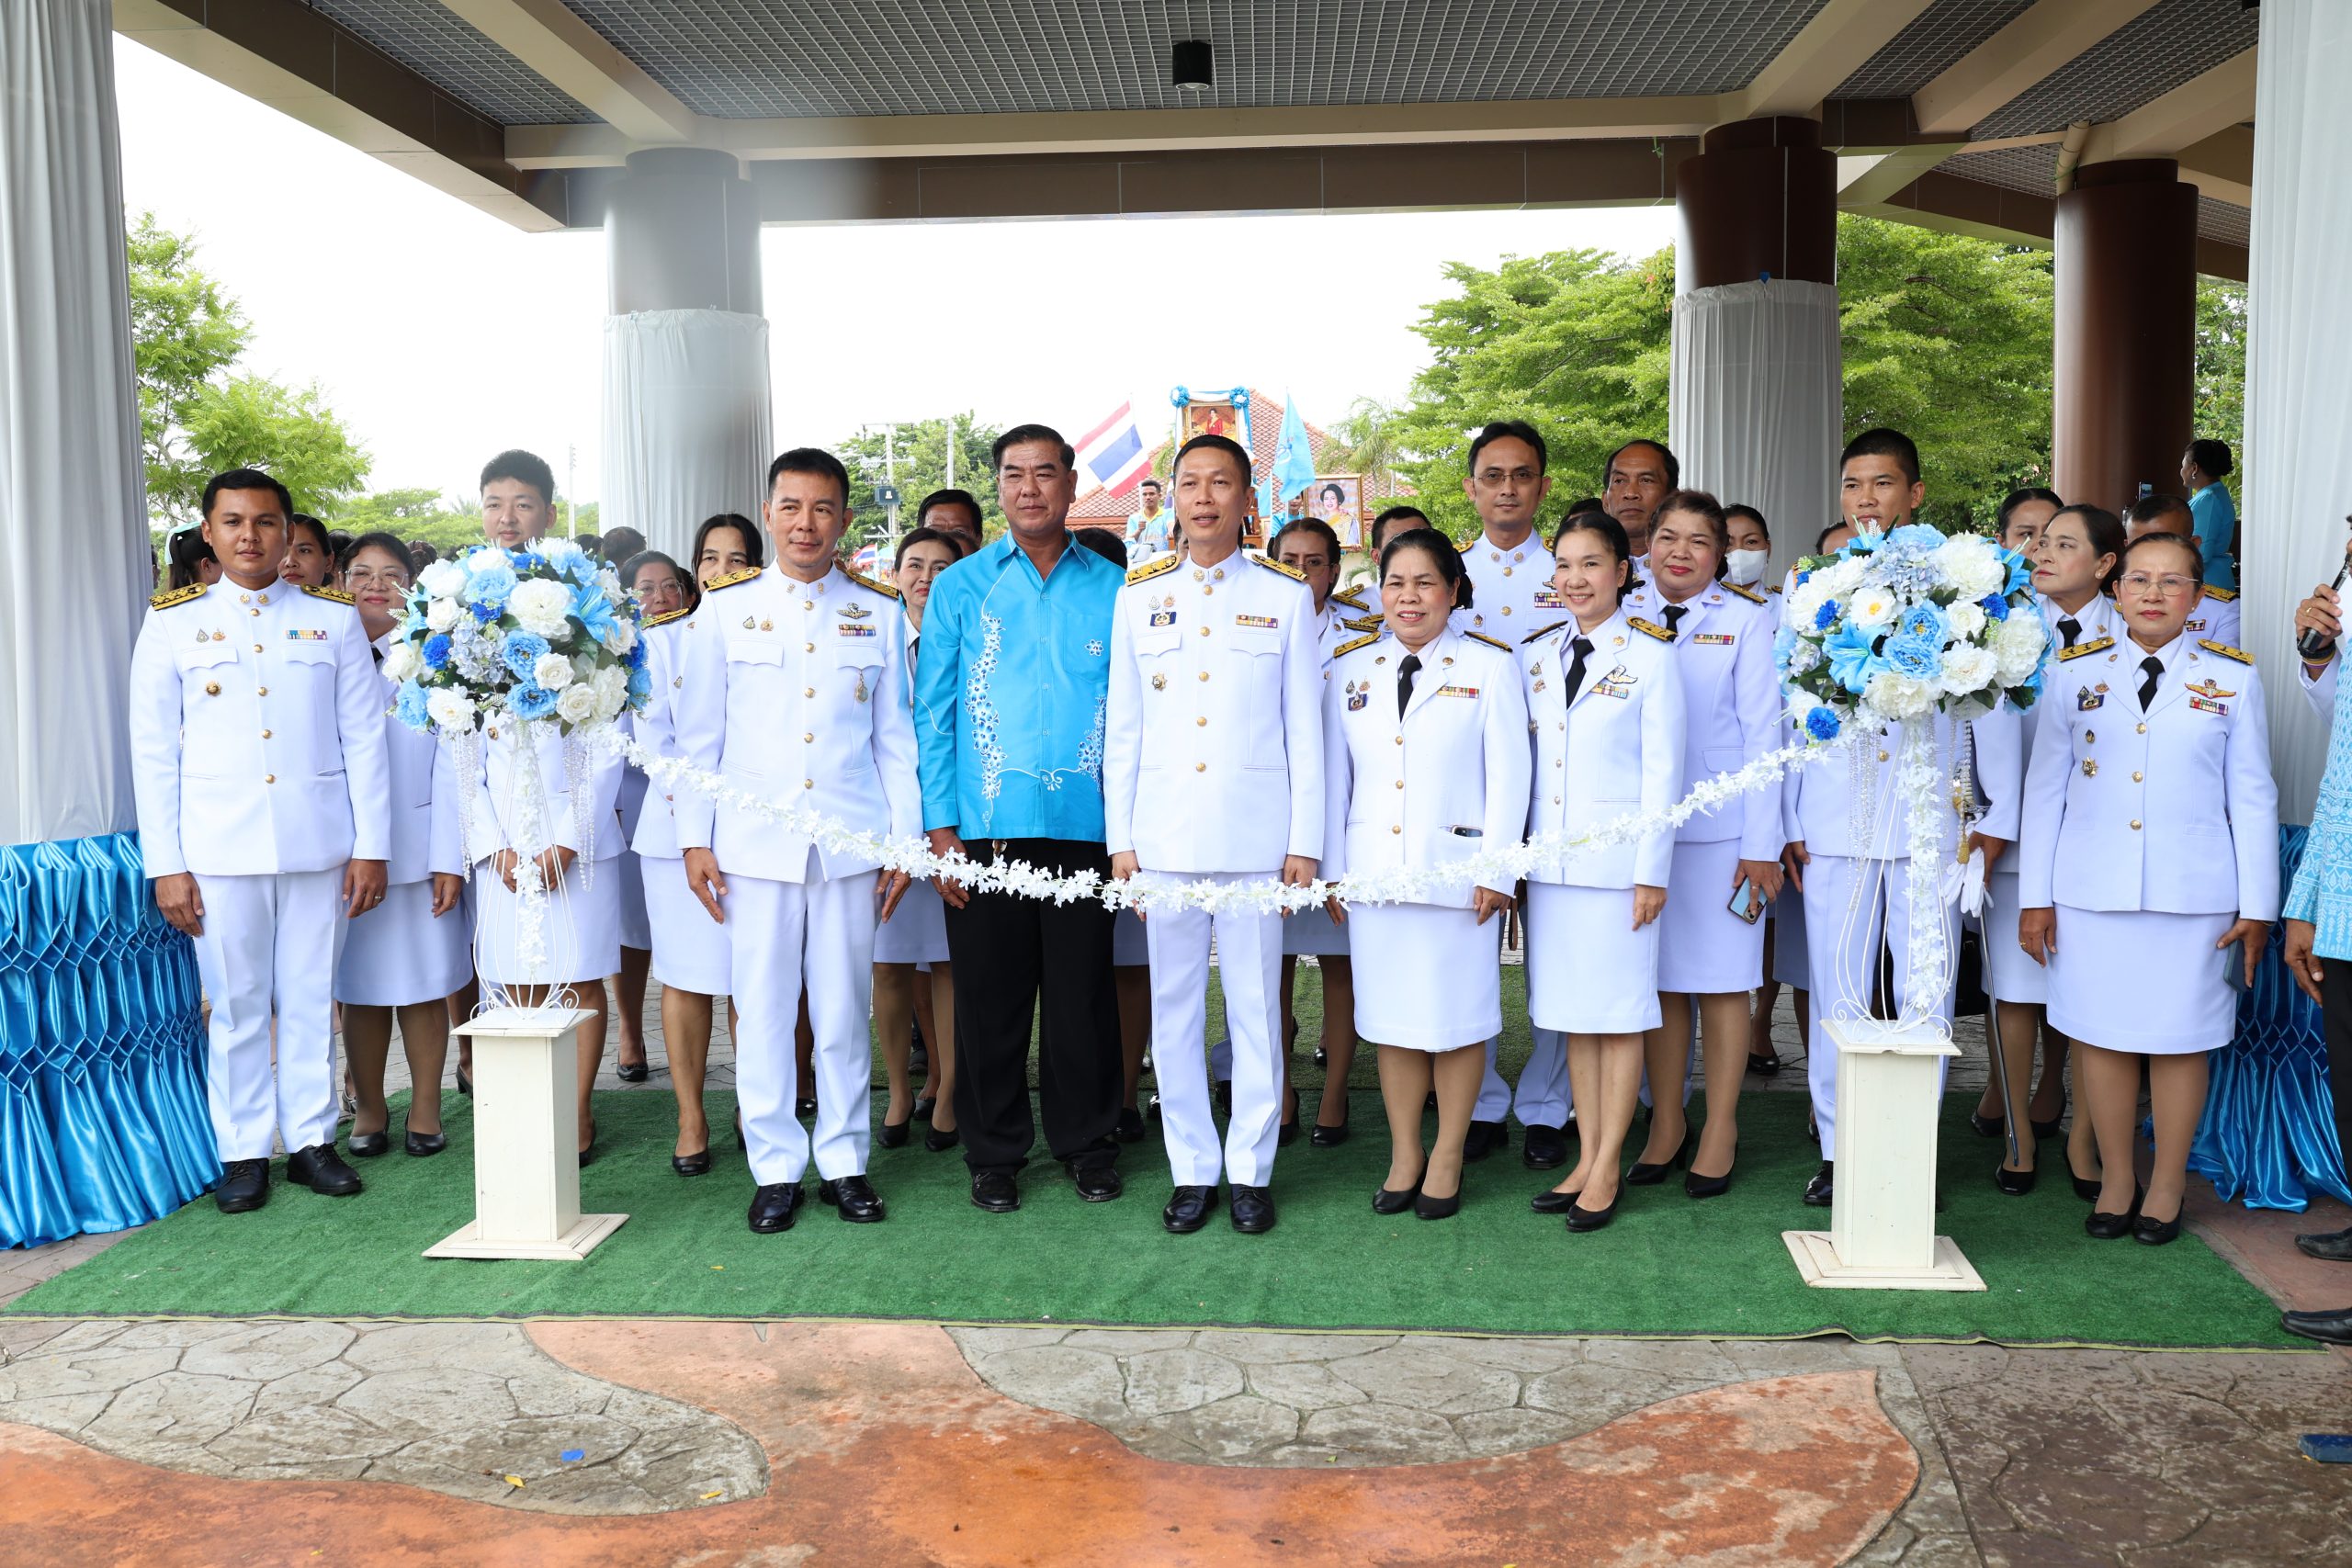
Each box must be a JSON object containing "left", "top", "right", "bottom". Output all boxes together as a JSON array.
[{"left": 1772, "top": 523, "right": 2048, "bottom": 743}]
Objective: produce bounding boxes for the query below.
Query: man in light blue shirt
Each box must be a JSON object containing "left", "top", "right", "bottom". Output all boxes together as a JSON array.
[
  {"left": 915, "top": 423, "right": 1128, "bottom": 1213},
  {"left": 2182, "top": 438, "right": 2237, "bottom": 592},
  {"left": 1125, "top": 478, "right": 1170, "bottom": 562}
]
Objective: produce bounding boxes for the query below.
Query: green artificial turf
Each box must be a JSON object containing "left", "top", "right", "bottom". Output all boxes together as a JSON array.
[{"left": 9, "top": 1082, "right": 2307, "bottom": 1349}]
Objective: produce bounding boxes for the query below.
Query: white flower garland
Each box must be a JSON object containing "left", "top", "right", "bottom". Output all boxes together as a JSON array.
[{"left": 598, "top": 727, "right": 1852, "bottom": 916}]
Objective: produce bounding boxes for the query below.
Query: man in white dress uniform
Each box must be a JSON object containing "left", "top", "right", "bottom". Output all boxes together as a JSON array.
[
  {"left": 129, "top": 468, "right": 390, "bottom": 1213},
  {"left": 1108, "top": 433, "right": 1325, "bottom": 1235},
  {"left": 677, "top": 448, "right": 920, "bottom": 1235}
]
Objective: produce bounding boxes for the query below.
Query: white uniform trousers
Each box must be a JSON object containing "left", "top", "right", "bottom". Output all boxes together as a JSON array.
[
  {"left": 1146, "top": 872, "right": 1284, "bottom": 1187},
  {"left": 728, "top": 866, "right": 877, "bottom": 1187},
  {"left": 1800, "top": 853, "right": 1954, "bottom": 1158},
  {"left": 189, "top": 869, "right": 346, "bottom": 1161}
]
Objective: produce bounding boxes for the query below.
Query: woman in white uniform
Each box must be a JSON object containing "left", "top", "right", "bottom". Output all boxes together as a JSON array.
[
  {"left": 2018, "top": 531, "right": 2278, "bottom": 1245},
  {"left": 334, "top": 533, "right": 469, "bottom": 1156},
  {"left": 1623, "top": 491, "right": 1781, "bottom": 1198},
  {"left": 1322, "top": 527, "right": 1529, "bottom": 1219},
  {"left": 872, "top": 526, "right": 963, "bottom": 1153},
  {"left": 608, "top": 550, "right": 690, "bottom": 1084},
  {"left": 1521, "top": 514, "right": 1685, "bottom": 1231},
  {"left": 1973, "top": 495, "right": 2116, "bottom": 1196}
]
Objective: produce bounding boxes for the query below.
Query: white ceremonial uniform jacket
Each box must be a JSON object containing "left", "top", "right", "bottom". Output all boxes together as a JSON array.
[
  {"left": 2018, "top": 633, "right": 2279, "bottom": 919},
  {"left": 1321, "top": 626, "right": 1531, "bottom": 907},
  {"left": 369, "top": 635, "right": 461, "bottom": 887},
  {"left": 673, "top": 563, "right": 922, "bottom": 883},
  {"left": 1451, "top": 529, "right": 1561, "bottom": 639},
  {"left": 1105, "top": 549, "right": 1325, "bottom": 874},
  {"left": 627, "top": 612, "right": 690, "bottom": 862},
  {"left": 2181, "top": 583, "right": 2241, "bottom": 649},
  {"left": 1520, "top": 610, "right": 1685, "bottom": 888},
  {"left": 1624, "top": 578, "right": 1782, "bottom": 858},
  {"left": 128, "top": 581, "right": 391, "bottom": 879},
  {"left": 1967, "top": 593, "right": 2127, "bottom": 848}
]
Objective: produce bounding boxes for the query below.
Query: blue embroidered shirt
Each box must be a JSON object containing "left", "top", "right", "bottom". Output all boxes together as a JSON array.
[
  {"left": 914, "top": 530, "right": 1122, "bottom": 842},
  {"left": 2287, "top": 654, "right": 2352, "bottom": 958},
  {"left": 2188, "top": 480, "right": 2237, "bottom": 592}
]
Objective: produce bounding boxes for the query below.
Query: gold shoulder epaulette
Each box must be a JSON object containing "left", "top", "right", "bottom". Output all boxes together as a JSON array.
[
  {"left": 2057, "top": 636, "right": 2114, "bottom": 662},
  {"left": 1334, "top": 631, "right": 1383, "bottom": 659},
  {"left": 644, "top": 605, "right": 691, "bottom": 629},
  {"left": 705, "top": 566, "right": 761, "bottom": 592},
  {"left": 1456, "top": 536, "right": 1476, "bottom": 552},
  {"left": 1343, "top": 614, "right": 1385, "bottom": 632},
  {"left": 2199, "top": 639, "right": 2253, "bottom": 664},
  {"left": 2203, "top": 584, "right": 2238, "bottom": 603},
  {"left": 1630, "top": 615, "right": 1675, "bottom": 642},
  {"left": 1723, "top": 581, "right": 1766, "bottom": 604},
  {"left": 1330, "top": 586, "right": 1367, "bottom": 610},
  {"left": 149, "top": 582, "right": 207, "bottom": 610},
  {"left": 1251, "top": 552, "right": 1306, "bottom": 582},
  {"left": 1465, "top": 631, "right": 1510, "bottom": 651},
  {"left": 1522, "top": 620, "right": 1567, "bottom": 644},
  {"left": 302, "top": 584, "right": 355, "bottom": 606},
  {"left": 1126, "top": 554, "right": 1180, "bottom": 586},
  {"left": 845, "top": 565, "right": 900, "bottom": 601}
]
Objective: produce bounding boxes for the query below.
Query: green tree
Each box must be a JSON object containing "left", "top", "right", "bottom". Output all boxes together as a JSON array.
[
  {"left": 2194, "top": 276, "right": 2248, "bottom": 495},
  {"left": 128, "top": 211, "right": 369, "bottom": 526},
  {"left": 832, "top": 414, "right": 1002, "bottom": 552},
  {"left": 330, "top": 487, "right": 484, "bottom": 556}
]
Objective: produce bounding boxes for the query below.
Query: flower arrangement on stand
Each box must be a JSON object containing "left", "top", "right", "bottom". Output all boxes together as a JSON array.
[{"left": 380, "top": 539, "right": 648, "bottom": 985}]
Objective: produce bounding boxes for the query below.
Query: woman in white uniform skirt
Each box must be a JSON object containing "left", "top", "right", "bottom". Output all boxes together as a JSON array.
[
  {"left": 2018, "top": 532, "right": 2278, "bottom": 1246},
  {"left": 1974, "top": 496, "right": 2120, "bottom": 1195},
  {"left": 334, "top": 534, "right": 469, "bottom": 1156},
  {"left": 1520, "top": 513, "right": 1685, "bottom": 1231},
  {"left": 872, "top": 526, "right": 963, "bottom": 1153},
  {"left": 609, "top": 549, "right": 691, "bottom": 1084},
  {"left": 1623, "top": 492, "right": 1782, "bottom": 1198},
  {"left": 1321, "top": 528, "right": 1529, "bottom": 1219}
]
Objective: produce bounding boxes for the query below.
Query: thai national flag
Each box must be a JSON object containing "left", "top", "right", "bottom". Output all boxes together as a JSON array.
[
  {"left": 852, "top": 543, "right": 879, "bottom": 573},
  {"left": 1075, "top": 401, "right": 1151, "bottom": 497}
]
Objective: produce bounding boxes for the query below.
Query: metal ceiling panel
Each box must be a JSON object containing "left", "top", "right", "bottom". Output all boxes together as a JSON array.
[
  {"left": 311, "top": 0, "right": 598, "bottom": 123},
  {"left": 1971, "top": 0, "right": 2256, "bottom": 140},
  {"left": 1832, "top": 0, "right": 2035, "bottom": 99},
  {"left": 1939, "top": 141, "right": 2056, "bottom": 197}
]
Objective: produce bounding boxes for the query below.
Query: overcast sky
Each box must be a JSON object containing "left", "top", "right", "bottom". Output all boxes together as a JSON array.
[{"left": 112, "top": 36, "right": 1678, "bottom": 503}]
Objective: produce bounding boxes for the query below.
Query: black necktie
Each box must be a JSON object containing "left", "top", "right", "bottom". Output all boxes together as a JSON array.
[
  {"left": 1396, "top": 653, "right": 1421, "bottom": 718},
  {"left": 1563, "top": 636, "right": 1594, "bottom": 705},
  {"left": 2138, "top": 654, "right": 2164, "bottom": 710},
  {"left": 2058, "top": 616, "right": 2081, "bottom": 650},
  {"left": 1661, "top": 604, "right": 1686, "bottom": 637}
]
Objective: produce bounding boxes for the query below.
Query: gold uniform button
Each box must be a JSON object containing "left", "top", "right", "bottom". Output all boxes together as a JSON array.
[
  {"left": 1394, "top": 779, "right": 1404, "bottom": 789},
  {"left": 264, "top": 773, "right": 276, "bottom": 784},
  {"left": 257, "top": 685, "right": 268, "bottom": 696},
  {"left": 1878, "top": 750, "right": 1890, "bottom": 761},
  {"left": 203, "top": 682, "right": 220, "bottom": 696},
  {"left": 804, "top": 641, "right": 815, "bottom": 652},
  {"left": 2132, "top": 771, "right": 2143, "bottom": 783},
  {"left": 1198, "top": 626, "right": 1210, "bottom": 636},
  {"left": 1391, "top": 824, "right": 1402, "bottom": 834},
  {"left": 260, "top": 728, "right": 271, "bottom": 739},
  {"left": 252, "top": 643, "right": 263, "bottom": 652},
  {"left": 2129, "top": 819, "right": 2142, "bottom": 830},
  {"left": 802, "top": 732, "right": 814, "bottom": 743},
  {"left": 802, "top": 601, "right": 813, "bottom": 611},
  {"left": 805, "top": 687, "right": 816, "bottom": 697},
  {"left": 2137, "top": 723, "right": 2148, "bottom": 734},
  {"left": 1195, "top": 716, "right": 1206, "bottom": 727},
  {"left": 1554, "top": 795, "right": 1562, "bottom": 804},
  {"left": 803, "top": 779, "right": 814, "bottom": 789},
  {"left": 1194, "top": 761, "right": 1207, "bottom": 773},
  {"left": 1198, "top": 671, "right": 1210, "bottom": 682},
  {"left": 1393, "top": 736, "right": 1404, "bottom": 745},
  {"left": 1203, "top": 585, "right": 1214, "bottom": 596},
  {"left": 248, "top": 607, "right": 259, "bottom": 617}
]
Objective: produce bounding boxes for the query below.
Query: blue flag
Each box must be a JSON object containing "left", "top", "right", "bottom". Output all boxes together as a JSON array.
[{"left": 1272, "top": 392, "right": 1316, "bottom": 505}]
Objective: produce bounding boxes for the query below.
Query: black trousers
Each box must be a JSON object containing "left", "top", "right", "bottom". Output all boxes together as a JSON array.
[
  {"left": 942, "top": 837, "right": 1123, "bottom": 1177},
  {"left": 2321, "top": 962, "right": 2352, "bottom": 1179}
]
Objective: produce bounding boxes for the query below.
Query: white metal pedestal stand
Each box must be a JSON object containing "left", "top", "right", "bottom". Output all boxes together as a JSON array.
[
  {"left": 425, "top": 1007, "right": 628, "bottom": 1261},
  {"left": 1783, "top": 1019, "right": 1984, "bottom": 1292}
]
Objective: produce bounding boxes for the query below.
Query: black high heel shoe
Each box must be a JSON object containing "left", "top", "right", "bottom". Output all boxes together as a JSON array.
[
  {"left": 877, "top": 1117, "right": 911, "bottom": 1149},
  {"left": 455, "top": 1066, "right": 473, "bottom": 1097},
  {"left": 2084, "top": 1186, "right": 2143, "bottom": 1240},
  {"left": 2068, "top": 1159, "right": 2101, "bottom": 1201},
  {"left": 911, "top": 1096, "right": 937, "bottom": 1122},
  {"left": 1967, "top": 1111, "right": 2005, "bottom": 1139},
  {"left": 672, "top": 1146, "right": 713, "bottom": 1177},
  {"left": 1566, "top": 1190, "right": 1620, "bottom": 1232},
  {"left": 1530, "top": 1186, "right": 1583, "bottom": 1214},
  {"left": 1746, "top": 1045, "right": 1781, "bottom": 1077},
  {"left": 924, "top": 1124, "right": 960, "bottom": 1154},
  {"left": 1684, "top": 1168, "right": 1732, "bottom": 1200},
  {"left": 402, "top": 1120, "right": 447, "bottom": 1158},
  {"left": 1993, "top": 1161, "right": 2037, "bottom": 1197},
  {"left": 1372, "top": 1177, "right": 1422, "bottom": 1215},
  {"left": 1414, "top": 1189, "right": 1461, "bottom": 1220},
  {"left": 1626, "top": 1134, "right": 1690, "bottom": 1186},
  {"left": 2030, "top": 1112, "right": 2064, "bottom": 1142},
  {"left": 616, "top": 1059, "right": 650, "bottom": 1084},
  {"left": 2133, "top": 1204, "right": 2184, "bottom": 1247},
  {"left": 1308, "top": 1110, "right": 1351, "bottom": 1147},
  {"left": 347, "top": 1126, "right": 390, "bottom": 1158},
  {"left": 1277, "top": 1087, "right": 1300, "bottom": 1147}
]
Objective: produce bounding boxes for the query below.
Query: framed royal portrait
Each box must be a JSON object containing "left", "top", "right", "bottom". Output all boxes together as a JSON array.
[
  {"left": 1173, "top": 388, "right": 1250, "bottom": 453},
  {"left": 1312, "top": 473, "right": 1366, "bottom": 549}
]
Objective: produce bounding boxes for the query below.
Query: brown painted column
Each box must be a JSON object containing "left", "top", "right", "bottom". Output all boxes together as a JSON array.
[
  {"left": 2052, "top": 159, "right": 2198, "bottom": 513},
  {"left": 1674, "top": 117, "right": 1837, "bottom": 288}
]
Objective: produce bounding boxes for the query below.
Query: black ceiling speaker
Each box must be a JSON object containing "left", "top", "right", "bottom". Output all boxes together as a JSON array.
[{"left": 1172, "top": 39, "right": 1213, "bottom": 91}]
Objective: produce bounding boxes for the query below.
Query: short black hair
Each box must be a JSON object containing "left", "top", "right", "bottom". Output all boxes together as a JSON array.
[
  {"left": 1073, "top": 526, "right": 1127, "bottom": 566},
  {"left": 1468, "top": 420, "right": 1547, "bottom": 475},
  {"left": 601, "top": 525, "right": 647, "bottom": 564},
  {"left": 573, "top": 531, "right": 605, "bottom": 558},
  {"left": 479, "top": 448, "right": 555, "bottom": 505},
  {"left": 288, "top": 513, "right": 331, "bottom": 557},
  {"left": 916, "top": 488, "right": 983, "bottom": 531},
  {"left": 1653, "top": 488, "right": 1728, "bottom": 568},
  {"left": 201, "top": 467, "right": 292, "bottom": 519},
  {"left": 2121, "top": 528, "right": 2202, "bottom": 587},
  {"left": 1552, "top": 512, "right": 1636, "bottom": 596},
  {"left": 1723, "top": 502, "right": 1770, "bottom": 542},
  {"left": 692, "top": 511, "right": 765, "bottom": 570},
  {"left": 2185, "top": 439, "right": 2233, "bottom": 479},
  {"left": 336, "top": 530, "right": 413, "bottom": 578},
  {"left": 1839, "top": 427, "right": 1920, "bottom": 485},
  {"left": 767, "top": 447, "right": 851, "bottom": 505},
  {"left": 1269, "top": 517, "right": 1343, "bottom": 566},
  {"left": 1601, "top": 438, "right": 1679, "bottom": 491},
  {"left": 1995, "top": 487, "right": 2063, "bottom": 536},
  {"left": 993, "top": 423, "right": 1076, "bottom": 470},
  {"left": 894, "top": 525, "right": 970, "bottom": 568},
  {"left": 1139, "top": 477, "right": 1162, "bottom": 492},
  {"left": 1369, "top": 505, "right": 1429, "bottom": 551},
  {"left": 1319, "top": 481, "right": 1348, "bottom": 507},
  {"left": 2126, "top": 492, "right": 2194, "bottom": 531},
  {"left": 1175, "top": 433, "right": 1251, "bottom": 486},
  {"left": 1815, "top": 520, "right": 1855, "bottom": 553},
  {"left": 1378, "top": 526, "right": 1474, "bottom": 611},
  {"left": 1563, "top": 496, "right": 1606, "bottom": 518}
]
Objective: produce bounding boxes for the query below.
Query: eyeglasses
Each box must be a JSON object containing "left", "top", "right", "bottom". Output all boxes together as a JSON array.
[
  {"left": 2117, "top": 572, "right": 2198, "bottom": 597},
  {"left": 343, "top": 564, "right": 410, "bottom": 588}
]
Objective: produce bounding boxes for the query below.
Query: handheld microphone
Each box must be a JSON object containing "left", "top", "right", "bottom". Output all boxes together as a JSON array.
[{"left": 2298, "top": 522, "right": 2352, "bottom": 662}]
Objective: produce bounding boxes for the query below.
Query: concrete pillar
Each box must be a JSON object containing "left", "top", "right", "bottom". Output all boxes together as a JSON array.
[
  {"left": 2052, "top": 159, "right": 2198, "bottom": 517},
  {"left": 1668, "top": 117, "right": 1841, "bottom": 578},
  {"left": 601, "top": 148, "right": 774, "bottom": 561}
]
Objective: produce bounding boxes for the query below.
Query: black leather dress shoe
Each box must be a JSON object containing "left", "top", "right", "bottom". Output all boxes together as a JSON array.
[
  {"left": 924, "top": 1124, "right": 961, "bottom": 1154},
  {"left": 215, "top": 1158, "right": 270, "bottom": 1213},
  {"left": 1530, "top": 1187, "right": 1581, "bottom": 1214},
  {"left": 912, "top": 1096, "right": 937, "bottom": 1122},
  {"left": 1566, "top": 1190, "right": 1619, "bottom": 1232},
  {"left": 1627, "top": 1134, "right": 1689, "bottom": 1186},
  {"left": 2084, "top": 1187, "right": 2143, "bottom": 1240},
  {"left": 402, "top": 1122, "right": 447, "bottom": 1158},
  {"left": 1230, "top": 1184, "right": 1276, "bottom": 1234},
  {"left": 747, "top": 1182, "right": 805, "bottom": 1233},
  {"left": 876, "top": 1118, "right": 910, "bottom": 1149},
  {"left": 1308, "top": 1115, "right": 1350, "bottom": 1148},
  {"left": 1803, "top": 1161, "right": 1836, "bottom": 1208},
  {"left": 1463, "top": 1120, "right": 1509, "bottom": 1162},
  {"left": 1521, "top": 1123, "right": 1568, "bottom": 1169},
  {"left": 1993, "top": 1162, "right": 2037, "bottom": 1197},
  {"left": 2294, "top": 1224, "right": 2352, "bottom": 1262},
  {"left": 1213, "top": 1080, "right": 1233, "bottom": 1116},
  {"left": 1069, "top": 1162, "right": 1125, "bottom": 1202},
  {"left": 672, "top": 1148, "right": 713, "bottom": 1177},
  {"left": 346, "top": 1128, "right": 390, "bottom": 1158},
  {"left": 616, "top": 1061, "right": 650, "bottom": 1084},
  {"left": 286, "top": 1143, "right": 364, "bottom": 1196},
  {"left": 1413, "top": 1190, "right": 1460, "bottom": 1221},
  {"left": 1114, "top": 1107, "right": 1148, "bottom": 1144},
  {"left": 795, "top": 1096, "right": 818, "bottom": 1120},
  {"left": 1372, "top": 1181, "right": 1420, "bottom": 1215},
  {"left": 970, "top": 1170, "right": 1020, "bottom": 1213},
  {"left": 1163, "top": 1184, "right": 1219, "bottom": 1233},
  {"left": 820, "top": 1174, "right": 887, "bottom": 1223},
  {"left": 2281, "top": 1304, "right": 2352, "bottom": 1345},
  {"left": 1685, "top": 1168, "right": 1733, "bottom": 1200}
]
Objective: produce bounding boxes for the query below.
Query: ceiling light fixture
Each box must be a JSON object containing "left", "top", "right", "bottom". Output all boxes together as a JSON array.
[{"left": 1172, "top": 39, "right": 1213, "bottom": 92}]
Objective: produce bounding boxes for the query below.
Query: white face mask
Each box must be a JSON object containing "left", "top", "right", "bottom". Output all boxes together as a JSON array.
[{"left": 1724, "top": 549, "right": 1770, "bottom": 586}]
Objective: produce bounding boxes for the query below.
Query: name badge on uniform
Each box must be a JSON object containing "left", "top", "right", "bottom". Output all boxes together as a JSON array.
[
  {"left": 1235, "top": 614, "right": 1279, "bottom": 628},
  {"left": 2076, "top": 684, "right": 2105, "bottom": 711},
  {"left": 286, "top": 627, "right": 328, "bottom": 641},
  {"left": 1149, "top": 610, "right": 1176, "bottom": 628},
  {"left": 1692, "top": 633, "right": 1735, "bottom": 646}
]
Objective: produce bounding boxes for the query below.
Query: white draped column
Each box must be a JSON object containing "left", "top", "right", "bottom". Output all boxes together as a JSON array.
[
  {"left": 600, "top": 148, "right": 773, "bottom": 562},
  {"left": 2245, "top": 0, "right": 2352, "bottom": 821},
  {"left": 1, "top": 0, "right": 148, "bottom": 844},
  {"left": 1668, "top": 118, "right": 1841, "bottom": 580}
]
